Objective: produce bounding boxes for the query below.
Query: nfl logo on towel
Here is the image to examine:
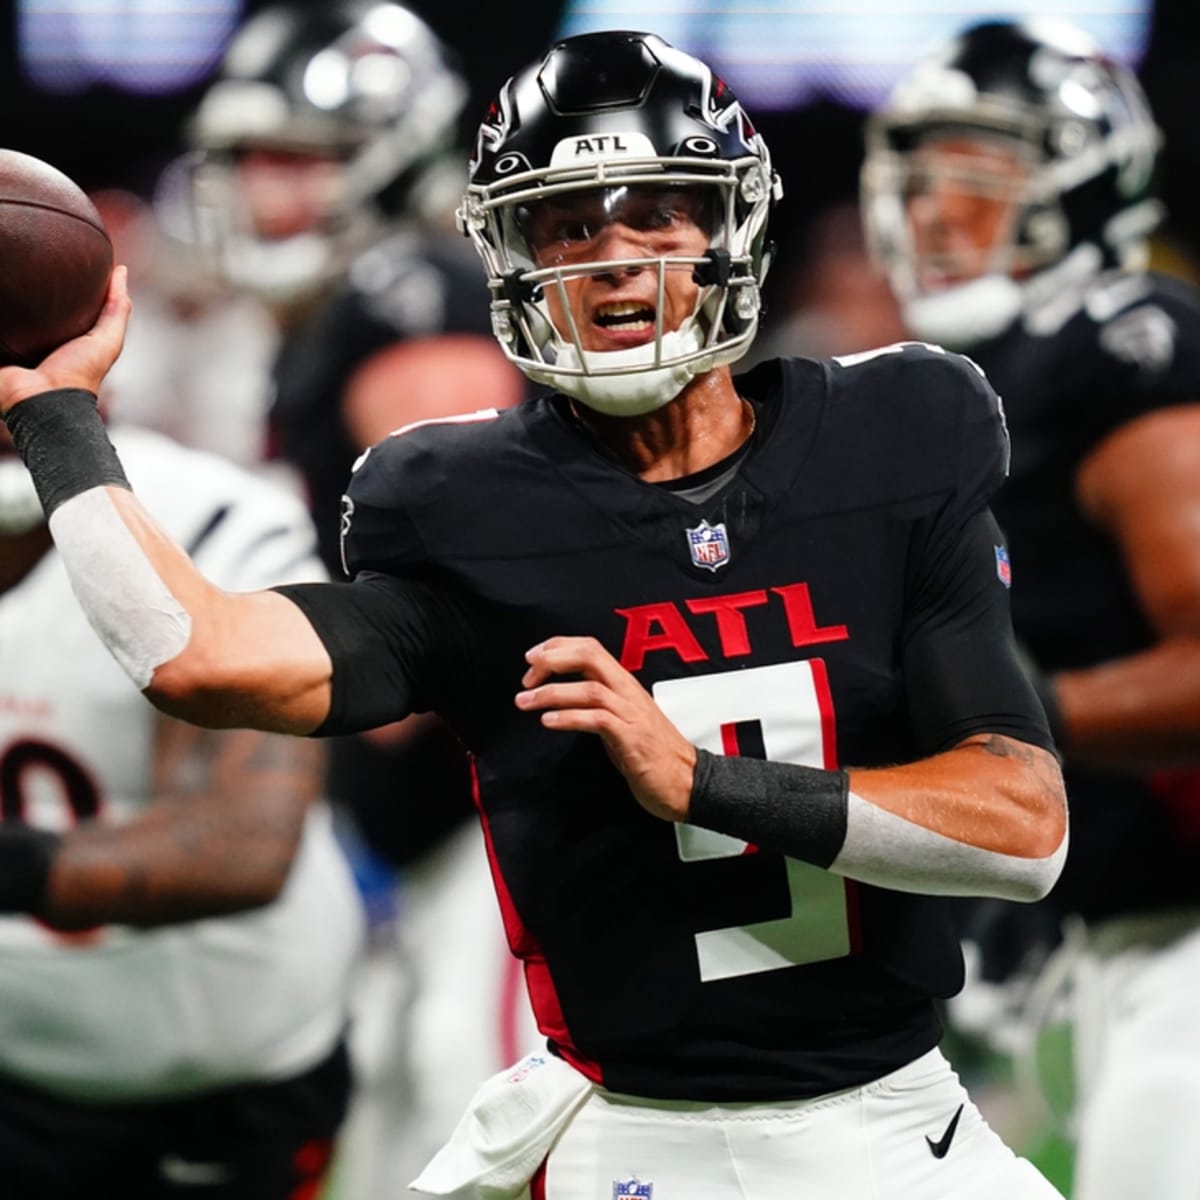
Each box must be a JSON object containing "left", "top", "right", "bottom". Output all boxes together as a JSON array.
[
  {"left": 994, "top": 544, "right": 1012, "bottom": 588},
  {"left": 687, "top": 519, "right": 730, "bottom": 572},
  {"left": 614, "top": 1180, "right": 652, "bottom": 1200}
]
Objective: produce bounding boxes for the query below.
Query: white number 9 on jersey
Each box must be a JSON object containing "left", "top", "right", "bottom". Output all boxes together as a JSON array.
[{"left": 653, "top": 660, "right": 856, "bottom": 982}]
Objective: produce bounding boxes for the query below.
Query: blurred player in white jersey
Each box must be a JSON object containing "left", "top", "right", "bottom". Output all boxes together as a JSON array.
[{"left": 0, "top": 423, "right": 365, "bottom": 1197}]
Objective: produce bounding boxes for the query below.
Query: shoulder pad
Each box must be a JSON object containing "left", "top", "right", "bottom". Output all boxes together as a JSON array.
[
  {"left": 345, "top": 230, "right": 491, "bottom": 339},
  {"left": 1043, "top": 274, "right": 1200, "bottom": 422},
  {"left": 340, "top": 408, "right": 504, "bottom": 578},
  {"left": 828, "top": 341, "right": 1008, "bottom": 508}
]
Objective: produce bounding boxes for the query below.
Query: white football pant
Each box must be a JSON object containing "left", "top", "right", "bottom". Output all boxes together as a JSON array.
[
  {"left": 417, "top": 1046, "right": 1062, "bottom": 1200},
  {"left": 1070, "top": 910, "right": 1200, "bottom": 1200}
]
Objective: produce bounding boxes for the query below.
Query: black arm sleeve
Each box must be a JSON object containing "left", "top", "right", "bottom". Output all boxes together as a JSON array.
[
  {"left": 903, "top": 506, "right": 1056, "bottom": 756},
  {"left": 274, "top": 571, "right": 480, "bottom": 736}
]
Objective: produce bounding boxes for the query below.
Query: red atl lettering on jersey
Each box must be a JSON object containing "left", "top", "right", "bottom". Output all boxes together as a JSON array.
[{"left": 616, "top": 583, "right": 848, "bottom": 671}]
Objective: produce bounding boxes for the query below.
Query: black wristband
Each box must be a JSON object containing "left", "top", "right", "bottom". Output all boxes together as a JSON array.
[
  {"left": 4, "top": 389, "right": 130, "bottom": 518},
  {"left": 0, "top": 826, "right": 61, "bottom": 914},
  {"left": 687, "top": 749, "right": 850, "bottom": 868}
]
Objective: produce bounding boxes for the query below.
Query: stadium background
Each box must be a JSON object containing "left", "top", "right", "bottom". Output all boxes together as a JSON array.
[{"left": 6, "top": 0, "right": 1200, "bottom": 266}]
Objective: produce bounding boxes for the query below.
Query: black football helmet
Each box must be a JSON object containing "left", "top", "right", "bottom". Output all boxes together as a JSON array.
[
  {"left": 862, "top": 18, "right": 1163, "bottom": 347},
  {"left": 188, "top": 0, "right": 467, "bottom": 302},
  {"left": 458, "top": 30, "right": 781, "bottom": 415}
]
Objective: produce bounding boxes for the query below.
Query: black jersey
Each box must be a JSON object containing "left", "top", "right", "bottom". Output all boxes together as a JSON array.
[
  {"left": 285, "top": 343, "right": 1051, "bottom": 1101},
  {"left": 270, "top": 228, "right": 496, "bottom": 574},
  {"left": 974, "top": 271, "right": 1200, "bottom": 922}
]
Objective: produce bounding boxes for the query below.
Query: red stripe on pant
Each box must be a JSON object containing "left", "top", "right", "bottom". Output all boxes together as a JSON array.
[{"left": 530, "top": 1157, "right": 548, "bottom": 1199}]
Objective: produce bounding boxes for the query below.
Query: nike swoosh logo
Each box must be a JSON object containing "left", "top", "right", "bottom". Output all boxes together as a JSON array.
[{"left": 926, "top": 1104, "right": 964, "bottom": 1159}]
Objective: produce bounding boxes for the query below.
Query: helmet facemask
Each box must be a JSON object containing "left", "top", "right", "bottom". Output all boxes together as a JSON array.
[
  {"left": 189, "top": 143, "right": 382, "bottom": 305},
  {"left": 461, "top": 156, "right": 775, "bottom": 416},
  {"left": 863, "top": 123, "right": 1060, "bottom": 346}
]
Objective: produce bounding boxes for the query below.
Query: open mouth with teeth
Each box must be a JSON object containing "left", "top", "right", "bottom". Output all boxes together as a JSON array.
[{"left": 593, "top": 300, "right": 657, "bottom": 340}]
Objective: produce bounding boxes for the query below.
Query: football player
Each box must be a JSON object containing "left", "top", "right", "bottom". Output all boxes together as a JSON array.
[
  {"left": 0, "top": 421, "right": 364, "bottom": 1196},
  {"left": 863, "top": 18, "right": 1200, "bottom": 1199},
  {"left": 185, "top": 3, "right": 536, "bottom": 1193},
  {"left": 2, "top": 30, "right": 1066, "bottom": 1200},
  {"left": 187, "top": 0, "right": 527, "bottom": 568}
]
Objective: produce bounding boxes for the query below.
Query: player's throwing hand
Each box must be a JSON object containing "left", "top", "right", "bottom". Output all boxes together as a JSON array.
[
  {"left": 0, "top": 266, "right": 131, "bottom": 414},
  {"left": 516, "top": 635, "right": 697, "bottom": 823}
]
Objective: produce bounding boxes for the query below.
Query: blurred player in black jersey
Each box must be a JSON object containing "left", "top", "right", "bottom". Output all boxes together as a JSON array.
[
  {"left": 864, "top": 18, "right": 1200, "bottom": 1199},
  {"left": 2, "top": 29, "right": 1067, "bottom": 1200},
  {"left": 187, "top": 0, "right": 527, "bottom": 569},
  {"left": 186, "top": 5, "right": 536, "bottom": 1192}
]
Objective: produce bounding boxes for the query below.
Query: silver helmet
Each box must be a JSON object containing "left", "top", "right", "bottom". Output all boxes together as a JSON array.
[{"left": 188, "top": 0, "right": 468, "bottom": 304}]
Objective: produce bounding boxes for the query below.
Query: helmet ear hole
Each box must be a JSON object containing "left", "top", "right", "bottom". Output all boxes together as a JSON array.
[{"left": 1024, "top": 206, "right": 1068, "bottom": 261}]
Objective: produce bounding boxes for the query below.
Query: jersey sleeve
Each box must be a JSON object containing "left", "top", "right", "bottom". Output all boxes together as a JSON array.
[
  {"left": 935, "top": 347, "right": 1010, "bottom": 521},
  {"left": 901, "top": 505, "right": 1054, "bottom": 755},
  {"left": 876, "top": 347, "right": 1047, "bottom": 753},
  {"left": 294, "top": 423, "right": 492, "bottom": 734},
  {"left": 828, "top": 341, "right": 1009, "bottom": 519},
  {"left": 277, "top": 571, "right": 484, "bottom": 736}
]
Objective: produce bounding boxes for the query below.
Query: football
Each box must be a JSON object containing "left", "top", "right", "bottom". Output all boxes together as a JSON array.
[{"left": 0, "top": 149, "right": 113, "bottom": 367}]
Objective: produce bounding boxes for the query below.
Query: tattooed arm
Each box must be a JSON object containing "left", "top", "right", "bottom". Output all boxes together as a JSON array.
[
  {"left": 828, "top": 733, "right": 1068, "bottom": 901},
  {"left": 847, "top": 734, "right": 1067, "bottom": 860},
  {"left": 518, "top": 636, "right": 1068, "bottom": 901},
  {"left": 39, "top": 716, "right": 324, "bottom": 930}
]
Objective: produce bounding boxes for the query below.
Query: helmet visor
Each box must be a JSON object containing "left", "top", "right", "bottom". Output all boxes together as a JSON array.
[
  {"left": 494, "top": 182, "right": 723, "bottom": 361},
  {"left": 510, "top": 183, "right": 718, "bottom": 272}
]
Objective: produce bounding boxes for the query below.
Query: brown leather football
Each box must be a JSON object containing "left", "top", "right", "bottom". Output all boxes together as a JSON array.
[{"left": 0, "top": 149, "right": 113, "bottom": 367}]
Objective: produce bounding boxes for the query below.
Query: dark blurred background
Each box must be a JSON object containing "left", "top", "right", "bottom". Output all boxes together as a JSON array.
[{"left": 4, "top": 0, "right": 1200, "bottom": 315}]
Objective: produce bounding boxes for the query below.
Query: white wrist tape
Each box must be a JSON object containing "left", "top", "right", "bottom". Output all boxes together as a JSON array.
[
  {"left": 831, "top": 791, "right": 1067, "bottom": 903},
  {"left": 48, "top": 488, "right": 192, "bottom": 690}
]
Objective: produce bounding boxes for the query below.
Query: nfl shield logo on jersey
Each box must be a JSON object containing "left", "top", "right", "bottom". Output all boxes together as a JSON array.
[
  {"left": 613, "top": 1180, "right": 652, "bottom": 1200},
  {"left": 686, "top": 519, "right": 731, "bottom": 572},
  {"left": 994, "top": 544, "right": 1012, "bottom": 588}
]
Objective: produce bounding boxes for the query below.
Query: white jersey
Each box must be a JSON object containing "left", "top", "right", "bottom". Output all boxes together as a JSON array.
[{"left": 0, "top": 427, "right": 366, "bottom": 1101}]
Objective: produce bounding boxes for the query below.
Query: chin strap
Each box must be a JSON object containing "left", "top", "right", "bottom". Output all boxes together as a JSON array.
[
  {"left": 903, "top": 244, "right": 1108, "bottom": 350},
  {"left": 550, "top": 321, "right": 712, "bottom": 417},
  {"left": 902, "top": 275, "right": 1024, "bottom": 350}
]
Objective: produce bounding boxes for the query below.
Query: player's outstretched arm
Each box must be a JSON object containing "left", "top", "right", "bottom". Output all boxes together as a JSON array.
[
  {"left": 0, "top": 719, "right": 324, "bottom": 929},
  {"left": 0, "top": 269, "right": 336, "bottom": 734},
  {"left": 517, "top": 636, "right": 1067, "bottom": 903}
]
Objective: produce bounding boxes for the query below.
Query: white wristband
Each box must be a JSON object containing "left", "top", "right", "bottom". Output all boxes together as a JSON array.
[
  {"left": 830, "top": 791, "right": 1067, "bottom": 902},
  {"left": 48, "top": 487, "right": 191, "bottom": 690}
]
